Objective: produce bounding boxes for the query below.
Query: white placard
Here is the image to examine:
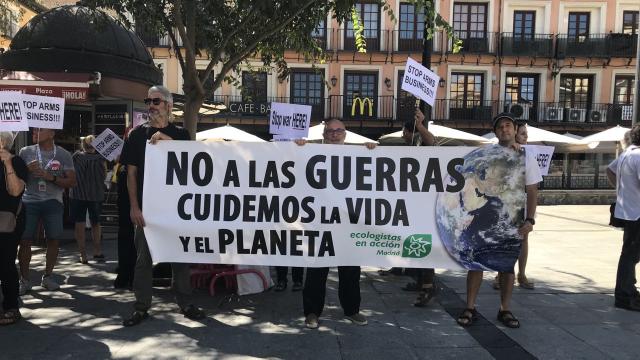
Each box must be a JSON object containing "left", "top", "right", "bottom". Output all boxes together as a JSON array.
[
  {"left": 272, "top": 134, "right": 293, "bottom": 142},
  {"left": 91, "top": 128, "right": 124, "bottom": 162},
  {"left": 22, "top": 94, "right": 65, "bottom": 129},
  {"left": 523, "top": 145, "right": 555, "bottom": 176},
  {"left": 401, "top": 57, "right": 440, "bottom": 106},
  {"left": 0, "top": 91, "right": 27, "bottom": 131},
  {"left": 269, "top": 102, "right": 311, "bottom": 139},
  {"left": 142, "top": 142, "right": 527, "bottom": 272}
]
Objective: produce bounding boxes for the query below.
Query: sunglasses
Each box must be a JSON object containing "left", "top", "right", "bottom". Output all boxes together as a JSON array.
[{"left": 144, "top": 97, "right": 166, "bottom": 105}]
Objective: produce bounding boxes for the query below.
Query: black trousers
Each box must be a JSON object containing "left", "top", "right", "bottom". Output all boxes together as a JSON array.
[
  {"left": 303, "top": 266, "right": 361, "bottom": 317},
  {"left": 115, "top": 169, "right": 136, "bottom": 287},
  {"left": 615, "top": 219, "right": 640, "bottom": 302},
  {"left": 416, "top": 268, "right": 435, "bottom": 286},
  {"left": 0, "top": 232, "right": 21, "bottom": 310},
  {"left": 276, "top": 267, "right": 303, "bottom": 283}
]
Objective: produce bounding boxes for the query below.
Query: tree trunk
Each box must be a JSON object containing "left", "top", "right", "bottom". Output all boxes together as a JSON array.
[{"left": 182, "top": 94, "right": 203, "bottom": 139}]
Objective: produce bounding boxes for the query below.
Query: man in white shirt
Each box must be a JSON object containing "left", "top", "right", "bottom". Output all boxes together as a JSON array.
[{"left": 607, "top": 125, "right": 640, "bottom": 311}]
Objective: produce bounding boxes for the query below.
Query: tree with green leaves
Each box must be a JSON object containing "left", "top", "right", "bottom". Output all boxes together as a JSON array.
[
  {"left": 0, "top": 0, "right": 24, "bottom": 39},
  {"left": 81, "top": 0, "right": 459, "bottom": 137}
]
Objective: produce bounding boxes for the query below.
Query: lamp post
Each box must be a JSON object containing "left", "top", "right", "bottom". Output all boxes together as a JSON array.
[
  {"left": 420, "top": 0, "right": 434, "bottom": 128},
  {"left": 634, "top": 18, "right": 640, "bottom": 126}
]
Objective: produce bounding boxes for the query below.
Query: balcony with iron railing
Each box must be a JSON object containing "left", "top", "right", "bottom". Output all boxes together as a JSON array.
[
  {"left": 446, "top": 32, "right": 499, "bottom": 54},
  {"left": 189, "top": 94, "right": 633, "bottom": 128},
  {"left": 500, "top": 33, "right": 554, "bottom": 57},
  {"left": 390, "top": 30, "right": 444, "bottom": 53},
  {"left": 429, "top": 100, "right": 633, "bottom": 126},
  {"left": 209, "top": 95, "right": 326, "bottom": 120},
  {"left": 556, "top": 33, "right": 637, "bottom": 58},
  {"left": 135, "top": 28, "right": 183, "bottom": 48}
]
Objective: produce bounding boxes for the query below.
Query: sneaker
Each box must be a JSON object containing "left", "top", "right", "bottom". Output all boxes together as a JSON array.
[
  {"left": 181, "top": 305, "right": 206, "bottom": 320},
  {"left": 18, "top": 279, "right": 31, "bottom": 296},
  {"left": 345, "top": 312, "right": 368, "bottom": 326},
  {"left": 305, "top": 313, "right": 319, "bottom": 329},
  {"left": 41, "top": 275, "right": 60, "bottom": 291},
  {"left": 615, "top": 297, "right": 640, "bottom": 312},
  {"left": 291, "top": 281, "right": 303, "bottom": 292}
]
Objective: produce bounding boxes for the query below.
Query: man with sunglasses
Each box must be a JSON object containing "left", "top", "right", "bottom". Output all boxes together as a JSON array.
[
  {"left": 120, "top": 85, "right": 205, "bottom": 326},
  {"left": 298, "top": 119, "right": 375, "bottom": 329}
]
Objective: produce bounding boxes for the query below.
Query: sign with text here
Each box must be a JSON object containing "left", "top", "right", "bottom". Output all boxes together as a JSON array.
[
  {"left": 269, "top": 102, "right": 311, "bottom": 139},
  {"left": 523, "top": 145, "right": 555, "bottom": 176},
  {"left": 0, "top": 91, "right": 27, "bottom": 132}
]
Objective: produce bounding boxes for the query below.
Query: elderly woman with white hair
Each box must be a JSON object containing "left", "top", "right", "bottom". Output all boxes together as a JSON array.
[
  {"left": 69, "top": 135, "right": 107, "bottom": 263},
  {"left": 0, "top": 131, "right": 28, "bottom": 325}
]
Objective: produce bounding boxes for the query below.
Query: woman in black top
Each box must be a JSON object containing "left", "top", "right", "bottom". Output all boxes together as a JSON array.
[{"left": 0, "top": 131, "right": 28, "bottom": 325}]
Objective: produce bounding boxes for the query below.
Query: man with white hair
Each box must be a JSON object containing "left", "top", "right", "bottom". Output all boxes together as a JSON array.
[{"left": 120, "top": 85, "right": 204, "bottom": 326}]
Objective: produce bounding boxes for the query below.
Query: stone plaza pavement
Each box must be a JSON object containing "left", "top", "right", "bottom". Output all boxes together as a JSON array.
[{"left": 1, "top": 205, "right": 639, "bottom": 359}]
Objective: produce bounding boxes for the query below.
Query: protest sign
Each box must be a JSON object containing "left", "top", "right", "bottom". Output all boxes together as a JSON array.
[
  {"left": 0, "top": 91, "right": 27, "bottom": 131},
  {"left": 132, "top": 110, "right": 148, "bottom": 128},
  {"left": 401, "top": 57, "right": 440, "bottom": 106},
  {"left": 22, "top": 94, "right": 65, "bottom": 129},
  {"left": 269, "top": 102, "right": 311, "bottom": 139},
  {"left": 91, "top": 128, "right": 124, "bottom": 161},
  {"left": 523, "top": 145, "right": 555, "bottom": 176},
  {"left": 143, "top": 142, "right": 526, "bottom": 271}
]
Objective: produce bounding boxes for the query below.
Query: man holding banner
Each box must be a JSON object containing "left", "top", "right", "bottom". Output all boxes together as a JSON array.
[
  {"left": 401, "top": 109, "right": 439, "bottom": 307},
  {"left": 300, "top": 119, "right": 375, "bottom": 329},
  {"left": 18, "top": 128, "right": 76, "bottom": 294},
  {"left": 456, "top": 114, "right": 541, "bottom": 329},
  {"left": 120, "top": 85, "right": 204, "bottom": 327}
]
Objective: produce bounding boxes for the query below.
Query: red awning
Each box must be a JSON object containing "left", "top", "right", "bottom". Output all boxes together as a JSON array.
[{"left": 0, "top": 71, "right": 91, "bottom": 103}]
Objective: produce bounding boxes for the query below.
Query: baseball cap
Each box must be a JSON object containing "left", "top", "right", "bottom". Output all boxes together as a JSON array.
[{"left": 492, "top": 112, "right": 517, "bottom": 131}]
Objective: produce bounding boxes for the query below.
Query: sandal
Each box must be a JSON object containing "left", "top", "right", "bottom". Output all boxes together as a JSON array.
[
  {"left": 123, "top": 310, "right": 148, "bottom": 327},
  {"left": 181, "top": 305, "right": 205, "bottom": 320},
  {"left": 0, "top": 309, "right": 21, "bottom": 325},
  {"left": 517, "top": 274, "right": 535, "bottom": 290},
  {"left": 456, "top": 308, "right": 477, "bottom": 327},
  {"left": 274, "top": 281, "right": 287, "bottom": 292},
  {"left": 414, "top": 287, "right": 435, "bottom": 307},
  {"left": 497, "top": 310, "right": 520, "bottom": 328}
]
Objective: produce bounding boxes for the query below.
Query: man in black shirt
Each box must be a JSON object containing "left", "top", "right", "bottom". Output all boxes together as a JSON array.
[
  {"left": 120, "top": 85, "right": 204, "bottom": 326},
  {"left": 402, "top": 109, "right": 438, "bottom": 307}
]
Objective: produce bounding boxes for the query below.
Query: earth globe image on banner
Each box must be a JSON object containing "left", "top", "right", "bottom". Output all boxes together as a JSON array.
[{"left": 436, "top": 145, "right": 526, "bottom": 272}]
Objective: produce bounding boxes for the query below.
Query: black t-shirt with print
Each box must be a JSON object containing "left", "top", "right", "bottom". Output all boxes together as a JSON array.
[
  {"left": 0, "top": 156, "right": 28, "bottom": 213},
  {"left": 120, "top": 123, "right": 190, "bottom": 208}
]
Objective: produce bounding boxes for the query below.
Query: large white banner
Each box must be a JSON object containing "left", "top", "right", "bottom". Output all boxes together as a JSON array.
[{"left": 143, "top": 142, "right": 527, "bottom": 271}]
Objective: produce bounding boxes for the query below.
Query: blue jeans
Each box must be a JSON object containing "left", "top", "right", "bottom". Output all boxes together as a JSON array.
[
  {"left": 23, "top": 200, "right": 64, "bottom": 240},
  {"left": 615, "top": 219, "right": 640, "bottom": 302}
]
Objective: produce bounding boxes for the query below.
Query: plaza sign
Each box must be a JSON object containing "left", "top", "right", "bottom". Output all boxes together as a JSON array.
[{"left": 0, "top": 80, "right": 89, "bottom": 103}]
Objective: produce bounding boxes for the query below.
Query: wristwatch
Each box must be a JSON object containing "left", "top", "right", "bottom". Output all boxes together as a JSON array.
[{"left": 525, "top": 217, "right": 535, "bottom": 226}]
